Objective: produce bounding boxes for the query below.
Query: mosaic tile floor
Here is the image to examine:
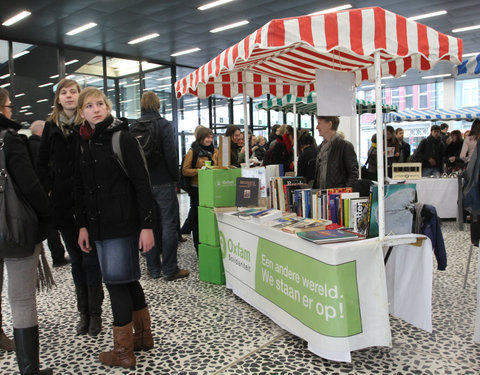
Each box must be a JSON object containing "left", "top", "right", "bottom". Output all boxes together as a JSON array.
[{"left": 1, "top": 193, "right": 479, "bottom": 374}]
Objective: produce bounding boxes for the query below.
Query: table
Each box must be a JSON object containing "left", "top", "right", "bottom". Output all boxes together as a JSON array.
[
  {"left": 410, "top": 178, "right": 458, "bottom": 219},
  {"left": 216, "top": 213, "right": 433, "bottom": 362}
]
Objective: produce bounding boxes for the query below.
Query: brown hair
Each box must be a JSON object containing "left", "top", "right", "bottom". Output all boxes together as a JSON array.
[
  {"left": 196, "top": 126, "right": 213, "bottom": 144},
  {"left": 48, "top": 79, "right": 81, "bottom": 125},
  {"left": 316, "top": 116, "right": 340, "bottom": 131},
  {"left": 0, "top": 87, "right": 9, "bottom": 108},
  {"left": 140, "top": 91, "right": 160, "bottom": 111},
  {"left": 449, "top": 130, "right": 462, "bottom": 143},
  {"left": 225, "top": 124, "right": 240, "bottom": 138},
  {"left": 76, "top": 87, "right": 112, "bottom": 124},
  {"left": 470, "top": 119, "right": 480, "bottom": 140}
]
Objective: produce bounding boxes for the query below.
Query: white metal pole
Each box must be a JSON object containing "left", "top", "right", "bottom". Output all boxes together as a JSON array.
[
  {"left": 374, "top": 51, "right": 385, "bottom": 241},
  {"left": 357, "top": 113, "right": 361, "bottom": 177},
  {"left": 242, "top": 72, "right": 249, "bottom": 168},
  {"left": 293, "top": 102, "right": 298, "bottom": 174},
  {"left": 384, "top": 125, "right": 388, "bottom": 179}
]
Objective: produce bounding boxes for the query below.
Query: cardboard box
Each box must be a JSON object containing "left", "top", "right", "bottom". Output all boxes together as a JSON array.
[
  {"left": 198, "top": 206, "right": 219, "bottom": 247},
  {"left": 392, "top": 163, "right": 422, "bottom": 180},
  {"left": 199, "top": 168, "right": 242, "bottom": 207},
  {"left": 198, "top": 243, "right": 225, "bottom": 285}
]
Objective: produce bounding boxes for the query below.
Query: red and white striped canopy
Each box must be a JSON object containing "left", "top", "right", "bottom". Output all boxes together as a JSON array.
[{"left": 175, "top": 7, "right": 462, "bottom": 99}]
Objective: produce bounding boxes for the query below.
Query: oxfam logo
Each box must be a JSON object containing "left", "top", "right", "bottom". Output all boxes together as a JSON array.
[{"left": 219, "top": 231, "right": 227, "bottom": 259}]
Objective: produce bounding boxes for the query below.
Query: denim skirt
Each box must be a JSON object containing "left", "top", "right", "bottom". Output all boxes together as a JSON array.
[{"left": 95, "top": 235, "right": 141, "bottom": 284}]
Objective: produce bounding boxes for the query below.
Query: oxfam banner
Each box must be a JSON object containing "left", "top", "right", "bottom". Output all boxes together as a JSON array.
[{"left": 217, "top": 215, "right": 390, "bottom": 359}]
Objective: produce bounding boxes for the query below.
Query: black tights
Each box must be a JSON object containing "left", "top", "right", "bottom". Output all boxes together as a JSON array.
[{"left": 105, "top": 281, "right": 146, "bottom": 327}]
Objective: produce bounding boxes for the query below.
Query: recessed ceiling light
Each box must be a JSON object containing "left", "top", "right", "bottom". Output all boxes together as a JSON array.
[
  {"left": 25, "top": 112, "right": 34, "bottom": 115},
  {"left": 309, "top": 4, "right": 352, "bottom": 16},
  {"left": 157, "top": 76, "right": 171, "bottom": 81},
  {"left": 2, "top": 10, "right": 31, "bottom": 26},
  {"left": 38, "top": 82, "right": 54, "bottom": 88},
  {"left": 87, "top": 78, "right": 103, "bottom": 84},
  {"left": 65, "top": 59, "right": 79, "bottom": 66},
  {"left": 422, "top": 73, "right": 451, "bottom": 79},
  {"left": 210, "top": 20, "right": 249, "bottom": 33},
  {"left": 13, "top": 51, "right": 30, "bottom": 59},
  {"left": 198, "top": 0, "right": 235, "bottom": 11},
  {"left": 0, "top": 73, "right": 10, "bottom": 79},
  {"left": 362, "top": 84, "right": 386, "bottom": 88},
  {"left": 15, "top": 93, "right": 25, "bottom": 97},
  {"left": 66, "top": 75, "right": 76, "bottom": 79},
  {"left": 0, "top": 83, "right": 11, "bottom": 88},
  {"left": 171, "top": 48, "right": 201, "bottom": 57},
  {"left": 157, "top": 84, "right": 171, "bottom": 89},
  {"left": 21, "top": 105, "right": 31, "bottom": 109},
  {"left": 37, "top": 99, "right": 49, "bottom": 103},
  {"left": 128, "top": 33, "right": 160, "bottom": 45},
  {"left": 50, "top": 74, "right": 59, "bottom": 79},
  {"left": 452, "top": 24, "right": 480, "bottom": 33},
  {"left": 407, "top": 10, "right": 447, "bottom": 21},
  {"left": 66, "top": 22, "right": 97, "bottom": 36}
]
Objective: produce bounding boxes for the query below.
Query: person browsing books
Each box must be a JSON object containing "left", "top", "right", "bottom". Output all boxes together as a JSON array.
[{"left": 313, "top": 116, "right": 359, "bottom": 189}]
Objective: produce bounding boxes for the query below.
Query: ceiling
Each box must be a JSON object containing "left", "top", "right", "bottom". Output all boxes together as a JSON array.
[{"left": 0, "top": 0, "right": 479, "bottom": 122}]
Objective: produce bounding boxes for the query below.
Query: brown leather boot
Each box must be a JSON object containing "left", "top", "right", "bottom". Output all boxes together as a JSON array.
[
  {"left": 132, "top": 306, "right": 154, "bottom": 351},
  {"left": 99, "top": 323, "right": 135, "bottom": 368},
  {"left": 0, "top": 328, "right": 15, "bottom": 352}
]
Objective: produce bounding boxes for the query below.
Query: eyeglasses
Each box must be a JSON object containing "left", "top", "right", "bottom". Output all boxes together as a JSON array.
[{"left": 3, "top": 105, "right": 14, "bottom": 110}]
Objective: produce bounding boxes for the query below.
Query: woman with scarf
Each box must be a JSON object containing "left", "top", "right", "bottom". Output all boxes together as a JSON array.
[
  {"left": 224, "top": 124, "right": 242, "bottom": 167},
  {"left": 182, "top": 127, "right": 218, "bottom": 252},
  {"left": 0, "top": 87, "right": 52, "bottom": 374},
  {"left": 445, "top": 130, "right": 465, "bottom": 173},
  {"left": 263, "top": 124, "right": 294, "bottom": 172},
  {"left": 75, "top": 87, "right": 155, "bottom": 369},
  {"left": 36, "top": 79, "right": 104, "bottom": 337}
]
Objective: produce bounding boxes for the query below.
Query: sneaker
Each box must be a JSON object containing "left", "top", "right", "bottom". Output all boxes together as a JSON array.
[
  {"left": 52, "top": 257, "right": 70, "bottom": 268},
  {"left": 165, "top": 269, "right": 190, "bottom": 281}
]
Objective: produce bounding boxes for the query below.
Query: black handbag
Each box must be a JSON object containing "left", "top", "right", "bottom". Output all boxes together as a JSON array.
[{"left": 0, "top": 129, "right": 38, "bottom": 258}]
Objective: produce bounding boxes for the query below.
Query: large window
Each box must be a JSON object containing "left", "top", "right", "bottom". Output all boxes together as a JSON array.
[{"left": 456, "top": 78, "right": 479, "bottom": 107}]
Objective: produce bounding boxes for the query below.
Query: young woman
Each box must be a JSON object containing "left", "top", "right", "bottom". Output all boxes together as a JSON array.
[
  {"left": 445, "top": 130, "right": 465, "bottom": 173},
  {"left": 36, "top": 79, "right": 104, "bottom": 337},
  {"left": 224, "top": 124, "right": 242, "bottom": 167},
  {"left": 460, "top": 119, "right": 480, "bottom": 163},
  {"left": 0, "top": 88, "right": 52, "bottom": 374},
  {"left": 75, "top": 87, "right": 155, "bottom": 369},
  {"left": 181, "top": 127, "right": 218, "bottom": 251},
  {"left": 263, "top": 124, "right": 294, "bottom": 172}
]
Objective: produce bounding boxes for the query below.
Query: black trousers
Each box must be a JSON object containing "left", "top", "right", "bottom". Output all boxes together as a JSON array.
[{"left": 106, "top": 281, "right": 146, "bottom": 326}]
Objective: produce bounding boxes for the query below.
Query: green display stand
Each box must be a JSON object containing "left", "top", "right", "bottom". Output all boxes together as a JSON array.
[
  {"left": 198, "top": 168, "right": 241, "bottom": 207},
  {"left": 198, "top": 206, "right": 219, "bottom": 247},
  {"left": 198, "top": 243, "right": 225, "bottom": 285}
]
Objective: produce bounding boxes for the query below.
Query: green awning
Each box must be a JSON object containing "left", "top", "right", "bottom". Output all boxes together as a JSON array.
[{"left": 256, "top": 93, "right": 398, "bottom": 116}]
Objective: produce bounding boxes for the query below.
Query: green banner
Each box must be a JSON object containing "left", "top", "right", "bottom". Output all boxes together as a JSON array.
[{"left": 255, "top": 238, "right": 362, "bottom": 337}]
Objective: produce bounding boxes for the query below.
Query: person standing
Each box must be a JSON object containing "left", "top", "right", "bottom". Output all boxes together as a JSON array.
[
  {"left": 224, "top": 125, "right": 242, "bottom": 167},
  {"left": 415, "top": 125, "right": 445, "bottom": 177},
  {"left": 296, "top": 133, "right": 317, "bottom": 186},
  {"left": 460, "top": 119, "right": 480, "bottom": 163},
  {"left": 439, "top": 123, "right": 449, "bottom": 145},
  {"left": 395, "top": 127, "right": 411, "bottom": 162},
  {"left": 137, "top": 91, "right": 189, "bottom": 281},
  {"left": 313, "top": 116, "right": 359, "bottom": 189},
  {"left": 29, "top": 120, "right": 69, "bottom": 268},
  {"left": 445, "top": 130, "right": 465, "bottom": 174},
  {"left": 0, "top": 87, "right": 52, "bottom": 374},
  {"left": 75, "top": 87, "right": 155, "bottom": 369},
  {"left": 36, "top": 79, "right": 104, "bottom": 336}
]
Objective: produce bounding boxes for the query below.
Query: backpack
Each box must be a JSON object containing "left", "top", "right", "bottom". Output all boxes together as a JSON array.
[
  {"left": 179, "top": 150, "right": 198, "bottom": 193},
  {"left": 130, "top": 117, "right": 162, "bottom": 168},
  {"left": 111, "top": 130, "right": 149, "bottom": 179}
]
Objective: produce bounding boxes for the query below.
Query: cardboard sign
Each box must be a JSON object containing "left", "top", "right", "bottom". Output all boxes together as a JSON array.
[{"left": 315, "top": 70, "right": 356, "bottom": 116}]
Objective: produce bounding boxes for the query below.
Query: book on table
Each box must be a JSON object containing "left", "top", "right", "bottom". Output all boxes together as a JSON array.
[
  {"left": 281, "top": 218, "right": 331, "bottom": 234},
  {"left": 296, "top": 229, "right": 364, "bottom": 244},
  {"left": 250, "top": 208, "right": 284, "bottom": 223},
  {"left": 235, "top": 177, "right": 259, "bottom": 207}
]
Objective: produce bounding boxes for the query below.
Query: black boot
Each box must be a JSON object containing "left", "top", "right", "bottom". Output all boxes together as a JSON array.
[
  {"left": 75, "top": 285, "right": 89, "bottom": 335},
  {"left": 13, "top": 325, "right": 52, "bottom": 375},
  {"left": 88, "top": 286, "right": 104, "bottom": 336}
]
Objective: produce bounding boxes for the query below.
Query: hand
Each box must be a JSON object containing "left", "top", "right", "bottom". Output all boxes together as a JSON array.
[
  {"left": 138, "top": 229, "right": 154, "bottom": 254},
  {"left": 78, "top": 227, "right": 92, "bottom": 253},
  {"left": 449, "top": 156, "right": 455, "bottom": 163},
  {"left": 428, "top": 158, "right": 436, "bottom": 166}
]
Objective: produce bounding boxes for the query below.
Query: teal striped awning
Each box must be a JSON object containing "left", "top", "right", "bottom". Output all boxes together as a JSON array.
[
  {"left": 256, "top": 93, "right": 398, "bottom": 116},
  {"left": 384, "top": 107, "right": 480, "bottom": 122}
]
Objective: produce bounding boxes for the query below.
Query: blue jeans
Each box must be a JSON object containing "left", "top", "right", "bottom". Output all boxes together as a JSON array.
[
  {"left": 95, "top": 235, "right": 141, "bottom": 284},
  {"left": 146, "top": 183, "right": 179, "bottom": 278}
]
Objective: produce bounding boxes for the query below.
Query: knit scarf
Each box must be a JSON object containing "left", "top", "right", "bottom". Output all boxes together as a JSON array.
[
  {"left": 79, "top": 123, "right": 95, "bottom": 140},
  {"left": 58, "top": 113, "right": 75, "bottom": 137}
]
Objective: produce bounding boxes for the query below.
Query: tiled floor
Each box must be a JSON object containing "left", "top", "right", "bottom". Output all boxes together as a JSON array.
[{"left": 1, "top": 192, "right": 479, "bottom": 374}]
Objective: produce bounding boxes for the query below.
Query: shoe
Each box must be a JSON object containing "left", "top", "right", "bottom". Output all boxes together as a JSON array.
[
  {"left": 132, "top": 307, "right": 154, "bottom": 351},
  {"left": 52, "top": 257, "right": 70, "bottom": 267},
  {"left": 178, "top": 236, "right": 188, "bottom": 243},
  {"left": 99, "top": 323, "right": 136, "bottom": 368},
  {"left": 0, "top": 328, "right": 15, "bottom": 351},
  {"left": 75, "top": 285, "right": 89, "bottom": 335},
  {"left": 149, "top": 271, "right": 161, "bottom": 279},
  {"left": 88, "top": 286, "right": 104, "bottom": 337},
  {"left": 165, "top": 269, "right": 190, "bottom": 281},
  {"left": 13, "top": 325, "right": 52, "bottom": 375}
]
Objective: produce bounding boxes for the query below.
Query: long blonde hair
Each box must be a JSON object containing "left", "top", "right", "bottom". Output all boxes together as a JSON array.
[
  {"left": 76, "top": 87, "right": 112, "bottom": 125},
  {"left": 47, "top": 79, "right": 81, "bottom": 125}
]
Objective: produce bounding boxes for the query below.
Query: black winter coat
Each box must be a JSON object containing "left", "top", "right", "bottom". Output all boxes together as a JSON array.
[
  {"left": 138, "top": 109, "right": 179, "bottom": 185},
  {"left": 28, "top": 134, "right": 42, "bottom": 163},
  {"left": 297, "top": 146, "right": 317, "bottom": 184},
  {"left": 416, "top": 135, "right": 445, "bottom": 173},
  {"left": 74, "top": 116, "right": 154, "bottom": 241},
  {"left": 314, "top": 136, "right": 359, "bottom": 189},
  {"left": 0, "top": 114, "right": 50, "bottom": 253},
  {"left": 36, "top": 120, "right": 77, "bottom": 229}
]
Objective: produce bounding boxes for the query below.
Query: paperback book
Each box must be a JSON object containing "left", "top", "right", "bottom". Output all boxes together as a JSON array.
[
  {"left": 281, "top": 218, "right": 331, "bottom": 234},
  {"left": 296, "top": 229, "right": 364, "bottom": 244}
]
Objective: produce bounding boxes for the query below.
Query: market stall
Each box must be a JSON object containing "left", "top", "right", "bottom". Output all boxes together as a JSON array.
[
  {"left": 384, "top": 107, "right": 480, "bottom": 122},
  {"left": 454, "top": 53, "right": 480, "bottom": 77}
]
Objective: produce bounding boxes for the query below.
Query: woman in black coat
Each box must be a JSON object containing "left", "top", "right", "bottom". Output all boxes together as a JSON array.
[
  {"left": 75, "top": 87, "right": 155, "bottom": 369},
  {"left": 0, "top": 88, "right": 52, "bottom": 374},
  {"left": 445, "top": 130, "right": 465, "bottom": 173},
  {"left": 36, "top": 79, "right": 104, "bottom": 337}
]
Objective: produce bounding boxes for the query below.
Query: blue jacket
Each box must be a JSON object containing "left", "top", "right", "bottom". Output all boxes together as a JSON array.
[{"left": 421, "top": 204, "right": 447, "bottom": 271}]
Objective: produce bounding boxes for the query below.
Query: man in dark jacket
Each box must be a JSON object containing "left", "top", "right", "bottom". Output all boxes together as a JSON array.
[
  {"left": 395, "top": 127, "right": 411, "bottom": 162},
  {"left": 416, "top": 125, "right": 445, "bottom": 177},
  {"left": 297, "top": 133, "right": 317, "bottom": 186},
  {"left": 138, "top": 92, "right": 189, "bottom": 281},
  {"left": 313, "top": 116, "right": 359, "bottom": 189}
]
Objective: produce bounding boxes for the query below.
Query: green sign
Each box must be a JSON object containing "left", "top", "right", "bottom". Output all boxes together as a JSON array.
[{"left": 254, "top": 238, "right": 362, "bottom": 337}]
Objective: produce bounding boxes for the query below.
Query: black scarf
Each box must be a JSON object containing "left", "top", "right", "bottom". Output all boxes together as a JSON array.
[{"left": 192, "top": 141, "right": 214, "bottom": 160}]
